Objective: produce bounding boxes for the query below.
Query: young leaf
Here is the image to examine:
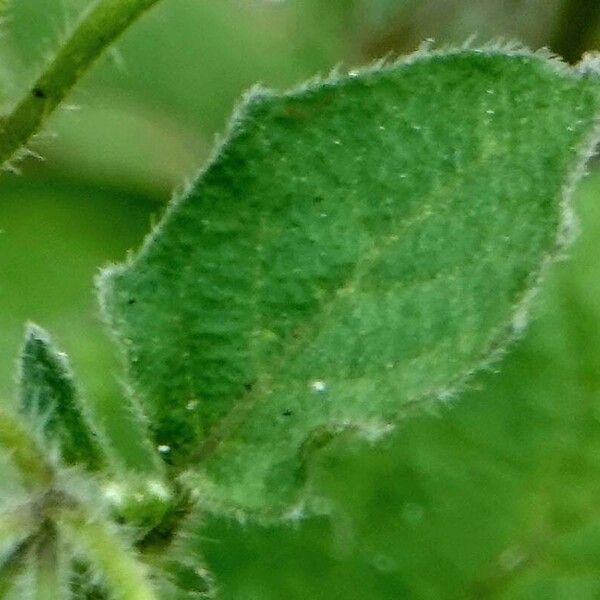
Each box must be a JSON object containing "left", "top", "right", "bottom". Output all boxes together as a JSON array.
[
  {"left": 18, "top": 324, "right": 101, "bottom": 470},
  {"left": 59, "top": 507, "right": 158, "bottom": 600},
  {"left": 0, "top": 534, "right": 35, "bottom": 598},
  {"left": 154, "top": 555, "right": 216, "bottom": 600},
  {"left": 0, "top": 407, "right": 54, "bottom": 489},
  {"left": 69, "top": 560, "right": 110, "bottom": 600},
  {"left": 147, "top": 511, "right": 216, "bottom": 599},
  {"left": 99, "top": 47, "right": 600, "bottom": 514}
]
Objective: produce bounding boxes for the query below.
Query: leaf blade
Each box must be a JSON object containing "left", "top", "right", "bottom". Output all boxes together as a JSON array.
[
  {"left": 18, "top": 324, "right": 102, "bottom": 470},
  {"left": 99, "top": 48, "right": 600, "bottom": 514}
]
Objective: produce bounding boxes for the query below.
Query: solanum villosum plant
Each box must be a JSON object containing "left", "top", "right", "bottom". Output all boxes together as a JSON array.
[{"left": 1, "top": 0, "right": 600, "bottom": 598}]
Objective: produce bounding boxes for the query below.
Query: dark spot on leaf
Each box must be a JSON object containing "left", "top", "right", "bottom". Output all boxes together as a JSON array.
[
  {"left": 32, "top": 87, "right": 46, "bottom": 99},
  {"left": 244, "top": 382, "right": 254, "bottom": 392},
  {"left": 127, "top": 298, "right": 137, "bottom": 305},
  {"left": 282, "top": 409, "right": 293, "bottom": 417}
]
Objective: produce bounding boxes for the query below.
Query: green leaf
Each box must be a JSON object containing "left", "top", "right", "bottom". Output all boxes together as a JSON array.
[
  {"left": 68, "top": 560, "right": 106, "bottom": 600},
  {"left": 99, "top": 47, "right": 600, "bottom": 514},
  {"left": 0, "top": 534, "right": 35, "bottom": 598},
  {"left": 18, "top": 324, "right": 101, "bottom": 469},
  {"left": 155, "top": 553, "right": 216, "bottom": 600},
  {"left": 59, "top": 508, "right": 158, "bottom": 600}
]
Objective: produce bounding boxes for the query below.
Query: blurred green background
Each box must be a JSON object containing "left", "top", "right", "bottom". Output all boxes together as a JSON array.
[{"left": 3, "top": 0, "right": 600, "bottom": 597}]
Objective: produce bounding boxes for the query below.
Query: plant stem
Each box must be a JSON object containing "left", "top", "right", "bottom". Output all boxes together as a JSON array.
[
  {"left": 34, "top": 521, "right": 62, "bottom": 600},
  {"left": 0, "top": 0, "right": 162, "bottom": 168},
  {"left": 60, "top": 508, "right": 158, "bottom": 600},
  {"left": 0, "top": 407, "right": 53, "bottom": 489}
]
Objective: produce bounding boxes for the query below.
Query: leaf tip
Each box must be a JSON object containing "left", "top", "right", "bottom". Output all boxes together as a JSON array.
[{"left": 22, "top": 321, "right": 52, "bottom": 350}]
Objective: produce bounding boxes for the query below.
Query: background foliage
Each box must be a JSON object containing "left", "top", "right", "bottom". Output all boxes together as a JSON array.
[{"left": 2, "top": 1, "right": 600, "bottom": 598}]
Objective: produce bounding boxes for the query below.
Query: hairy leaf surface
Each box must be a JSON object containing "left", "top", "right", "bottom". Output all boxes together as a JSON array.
[
  {"left": 99, "top": 48, "right": 600, "bottom": 514},
  {"left": 18, "top": 324, "right": 101, "bottom": 469}
]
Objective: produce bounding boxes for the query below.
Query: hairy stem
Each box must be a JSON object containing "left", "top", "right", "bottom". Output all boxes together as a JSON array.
[
  {"left": 0, "top": 0, "right": 162, "bottom": 168},
  {"left": 60, "top": 508, "right": 158, "bottom": 600},
  {"left": 34, "top": 522, "right": 62, "bottom": 600},
  {"left": 0, "top": 408, "right": 53, "bottom": 489}
]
